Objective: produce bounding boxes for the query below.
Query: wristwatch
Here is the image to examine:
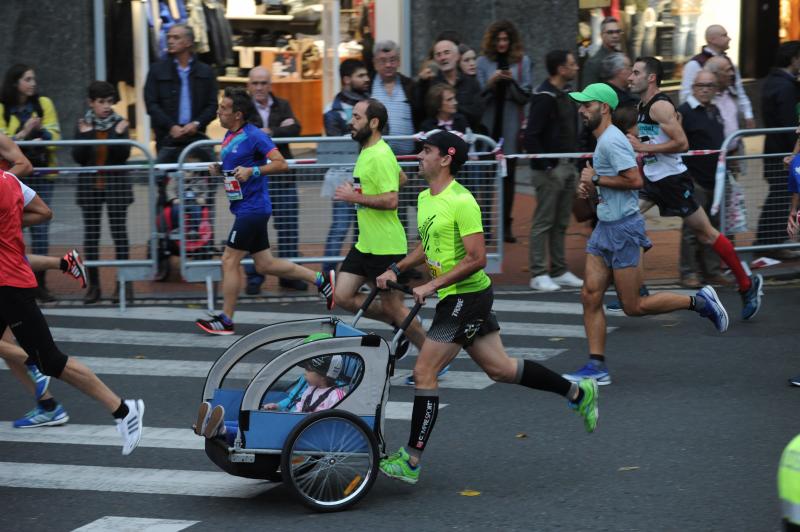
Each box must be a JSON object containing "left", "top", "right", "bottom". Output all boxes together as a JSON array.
[
  {"left": 389, "top": 262, "right": 402, "bottom": 276},
  {"left": 591, "top": 174, "right": 600, "bottom": 185},
  {"left": 252, "top": 165, "right": 261, "bottom": 177}
]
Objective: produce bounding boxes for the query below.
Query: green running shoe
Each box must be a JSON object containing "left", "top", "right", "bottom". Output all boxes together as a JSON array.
[
  {"left": 570, "top": 379, "right": 599, "bottom": 433},
  {"left": 379, "top": 447, "right": 420, "bottom": 484}
]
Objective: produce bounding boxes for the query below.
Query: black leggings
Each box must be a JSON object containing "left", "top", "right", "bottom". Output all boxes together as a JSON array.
[
  {"left": 81, "top": 200, "right": 130, "bottom": 262},
  {"left": 0, "top": 286, "right": 68, "bottom": 377}
]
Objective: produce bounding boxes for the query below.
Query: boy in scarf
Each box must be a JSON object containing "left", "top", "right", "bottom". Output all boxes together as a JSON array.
[{"left": 71, "top": 81, "right": 133, "bottom": 304}]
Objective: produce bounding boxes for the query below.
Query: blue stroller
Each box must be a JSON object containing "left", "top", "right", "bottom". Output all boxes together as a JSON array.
[{"left": 199, "top": 282, "right": 421, "bottom": 511}]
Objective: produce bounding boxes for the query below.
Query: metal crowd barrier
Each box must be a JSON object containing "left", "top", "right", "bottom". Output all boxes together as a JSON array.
[
  {"left": 712, "top": 127, "right": 800, "bottom": 254},
  {"left": 17, "top": 139, "right": 158, "bottom": 312},
  {"left": 173, "top": 134, "right": 501, "bottom": 310}
]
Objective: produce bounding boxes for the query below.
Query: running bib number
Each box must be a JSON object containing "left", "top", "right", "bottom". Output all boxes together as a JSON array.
[
  {"left": 223, "top": 172, "right": 243, "bottom": 201},
  {"left": 426, "top": 258, "right": 443, "bottom": 278}
]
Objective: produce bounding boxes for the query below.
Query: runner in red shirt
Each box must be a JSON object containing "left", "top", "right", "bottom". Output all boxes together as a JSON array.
[{"left": 0, "top": 170, "right": 145, "bottom": 454}]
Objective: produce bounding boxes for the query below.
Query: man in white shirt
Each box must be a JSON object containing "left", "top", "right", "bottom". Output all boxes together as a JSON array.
[{"left": 678, "top": 24, "right": 755, "bottom": 129}]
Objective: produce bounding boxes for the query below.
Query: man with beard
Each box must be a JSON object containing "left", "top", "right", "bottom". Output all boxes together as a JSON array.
[
  {"left": 194, "top": 88, "right": 334, "bottom": 335},
  {"left": 625, "top": 57, "right": 763, "bottom": 321},
  {"left": 562, "top": 84, "right": 730, "bottom": 386},
  {"left": 375, "top": 131, "right": 599, "bottom": 485},
  {"left": 331, "top": 98, "right": 427, "bottom": 356},
  {"left": 321, "top": 59, "right": 370, "bottom": 276}
]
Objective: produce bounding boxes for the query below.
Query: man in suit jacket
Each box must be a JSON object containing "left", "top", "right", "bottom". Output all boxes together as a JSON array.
[{"left": 144, "top": 23, "right": 218, "bottom": 164}]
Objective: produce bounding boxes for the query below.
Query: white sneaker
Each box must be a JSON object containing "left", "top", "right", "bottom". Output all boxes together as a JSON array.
[
  {"left": 529, "top": 275, "right": 561, "bottom": 291},
  {"left": 116, "top": 399, "right": 145, "bottom": 456},
  {"left": 552, "top": 271, "right": 584, "bottom": 288}
]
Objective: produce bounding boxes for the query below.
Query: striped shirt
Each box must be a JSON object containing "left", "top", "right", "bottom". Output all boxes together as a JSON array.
[{"left": 371, "top": 76, "right": 415, "bottom": 155}]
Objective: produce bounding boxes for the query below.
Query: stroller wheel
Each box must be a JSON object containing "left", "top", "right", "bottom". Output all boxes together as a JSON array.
[{"left": 281, "top": 410, "right": 378, "bottom": 512}]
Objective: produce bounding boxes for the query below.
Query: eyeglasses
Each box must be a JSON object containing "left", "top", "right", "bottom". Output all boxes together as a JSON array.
[
  {"left": 604, "top": 29, "right": 623, "bottom": 35},
  {"left": 376, "top": 57, "right": 399, "bottom": 65},
  {"left": 693, "top": 83, "right": 717, "bottom": 89}
]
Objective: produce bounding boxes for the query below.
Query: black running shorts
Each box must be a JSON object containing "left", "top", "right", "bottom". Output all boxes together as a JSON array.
[
  {"left": 0, "top": 286, "right": 69, "bottom": 377},
  {"left": 226, "top": 214, "right": 271, "bottom": 253},
  {"left": 427, "top": 286, "right": 500, "bottom": 347},
  {"left": 339, "top": 246, "right": 410, "bottom": 283},
  {"left": 640, "top": 171, "right": 700, "bottom": 218}
]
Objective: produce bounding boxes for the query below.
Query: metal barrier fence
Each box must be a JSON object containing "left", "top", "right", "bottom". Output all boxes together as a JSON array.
[
  {"left": 173, "top": 135, "right": 501, "bottom": 310},
  {"left": 712, "top": 127, "right": 800, "bottom": 254},
  {"left": 17, "top": 139, "right": 157, "bottom": 311}
]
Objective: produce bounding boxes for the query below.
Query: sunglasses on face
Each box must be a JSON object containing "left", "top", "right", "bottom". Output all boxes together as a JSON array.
[
  {"left": 693, "top": 83, "right": 717, "bottom": 89},
  {"left": 604, "top": 29, "right": 623, "bottom": 35}
]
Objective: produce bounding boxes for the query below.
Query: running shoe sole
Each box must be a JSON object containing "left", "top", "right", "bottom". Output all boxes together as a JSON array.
[
  {"left": 15, "top": 413, "right": 69, "bottom": 428},
  {"left": 195, "top": 321, "right": 234, "bottom": 335},
  {"left": 699, "top": 285, "right": 729, "bottom": 333},
  {"left": 379, "top": 465, "right": 419, "bottom": 485},
  {"left": 563, "top": 373, "right": 612, "bottom": 386},
  {"left": 326, "top": 269, "right": 336, "bottom": 310}
]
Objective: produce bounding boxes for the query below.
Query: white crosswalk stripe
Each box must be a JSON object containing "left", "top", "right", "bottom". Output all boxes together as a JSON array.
[
  {"left": 0, "top": 462, "right": 275, "bottom": 498},
  {"left": 73, "top": 517, "right": 200, "bottom": 532}
]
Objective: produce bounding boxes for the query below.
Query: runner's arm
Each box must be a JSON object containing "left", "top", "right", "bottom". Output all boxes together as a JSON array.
[
  {"left": 630, "top": 101, "right": 688, "bottom": 154},
  {"left": 593, "top": 167, "right": 642, "bottom": 190},
  {"left": 0, "top": 133, "right": 33, "bottom": 177},
  {"left": 399, "top": 170, "right": 408, "bottom": 187},
  {"left": 22, "top": 194, "right": 53, "bottom": 227},
  {"left": 234, "top": 148, "right": 288, "bottom": 181},
  {"left": 334, "top": 182, "right": 399, "bottom": 210}
]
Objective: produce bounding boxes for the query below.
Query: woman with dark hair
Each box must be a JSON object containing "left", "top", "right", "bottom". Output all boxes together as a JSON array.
[
  {"left": 476, "top": 21, "right": 531, "bottom": 243},
  {"left": 0, "top": 64, "right": 62, "bottom": 301},
  {"left": 420, "top": 83, "right": 468, "bottom": 133},
  {"left": 71, "top": 81, "right": 132, "bottom": 304},
  {"left": 458, "top": 44, "right": 478, "bottom": 77}
]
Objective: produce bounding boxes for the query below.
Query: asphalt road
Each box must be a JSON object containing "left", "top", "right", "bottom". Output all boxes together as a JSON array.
[{"left": 0, "top": 281, "right": 796, "bottom": 531}]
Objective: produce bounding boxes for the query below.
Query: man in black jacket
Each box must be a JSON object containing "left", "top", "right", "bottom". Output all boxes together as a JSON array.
[
  {"left": 756, "top": 40, "right": 800, "bottom": 253},
  {"left": 144, "top": 23, "right": 218, "bottom": 164},
  {"left": 244, "top": 66, "right": 305, "bottom": 293},
  {"left": 677, "top": 70, "right": 726, "bottom": 287},
  {"left": 523, "top": 50, "right": 584, "bottom": 292}
]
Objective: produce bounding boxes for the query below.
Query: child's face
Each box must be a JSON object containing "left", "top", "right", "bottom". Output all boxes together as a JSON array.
[
  {"left": 304, "top": 369, "right": 326, "bottom": 387},
  {"left": 88, "top": 96, "right": 115, "bottom": 119}
]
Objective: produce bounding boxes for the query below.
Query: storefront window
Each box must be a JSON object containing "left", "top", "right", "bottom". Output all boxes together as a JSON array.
[{"left": 579, "top": 0, "right": 741, "bottom": 84}]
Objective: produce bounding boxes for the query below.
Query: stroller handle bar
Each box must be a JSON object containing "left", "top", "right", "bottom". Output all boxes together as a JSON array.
[{"left": 386, "top": 280, "right": 414, "bottom": 295}]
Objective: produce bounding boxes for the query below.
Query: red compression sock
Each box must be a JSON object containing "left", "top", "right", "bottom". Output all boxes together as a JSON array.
[{"left": 712, "top": 234, "right": 751, "bottom": 292}]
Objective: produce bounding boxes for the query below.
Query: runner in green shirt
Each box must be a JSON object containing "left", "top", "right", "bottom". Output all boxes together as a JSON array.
[
  {"left": 332, "top": 98, "right": 426, "bottom": 355},
  {"left": 376, "top": 130, "right": 600, "bottom": 485}
]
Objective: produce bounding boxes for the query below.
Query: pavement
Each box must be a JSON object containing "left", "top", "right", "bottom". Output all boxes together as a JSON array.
[{"left": 0, "top": 282, "right": 796, "bottom": 531}]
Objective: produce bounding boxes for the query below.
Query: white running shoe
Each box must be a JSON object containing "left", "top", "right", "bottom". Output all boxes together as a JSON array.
[
  {"left": 552, "top": 271, "right": 584, "bottom": 288},
  {"left": 116, "top": 399, "right": 145, "bottom": 455},
  {"left": 529, "top": 275, "right": 561, "bottom": 291}
]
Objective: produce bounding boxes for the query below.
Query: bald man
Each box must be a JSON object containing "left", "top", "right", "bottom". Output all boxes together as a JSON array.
[
  {"left": 679, "top": 24, "right": 755, "bottom": 129},
  {"left": 244, "top": 66, "right": 306, "bottom": 293}
]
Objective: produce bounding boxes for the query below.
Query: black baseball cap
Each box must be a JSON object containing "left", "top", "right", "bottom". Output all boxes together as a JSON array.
[{"left": 421, "top": 129, "right": 469, "bottom": 168}]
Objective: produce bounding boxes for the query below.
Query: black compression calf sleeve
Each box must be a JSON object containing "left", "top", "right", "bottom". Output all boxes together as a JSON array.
[
  {"left": 407, "top": 389, "right": 439, "bottom": 458},
  {"left": 518, "top": 359, "right": 571, "bottom": 397}
]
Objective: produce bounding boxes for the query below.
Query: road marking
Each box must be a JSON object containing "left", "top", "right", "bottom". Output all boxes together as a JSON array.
[
  {"left": 0, "top": 422, "right": 204, "bottom": 450},
  {"left": 385, "top": 401, "right": 448, "bottom": 420},
  {"left": 0, "top": 462, "right": 275, "bottom": 498},
  {"left": 390, "top": 371, "right": 494, "bottom": 389},
  {"left": 46, "top": 317, "right": 601, "bottom": 349},
  {"left": 73, "top": 517, "right": 199, "bottom": 532}
]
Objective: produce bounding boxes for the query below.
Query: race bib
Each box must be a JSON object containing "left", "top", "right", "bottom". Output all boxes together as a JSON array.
[
  {"left": 223, "top": 172, "right": 243, "bottom": 201},
  {"left": 426, "top": 257, "right": 443, "bottom": 279}
]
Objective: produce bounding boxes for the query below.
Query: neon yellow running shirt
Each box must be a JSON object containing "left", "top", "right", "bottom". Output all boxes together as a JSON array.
[
  {"left": 353, "top": 139, "right": 407, "bottom": 255},
  {"left": 417, "top": 179, "right": 491, "bottom": 298}
]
